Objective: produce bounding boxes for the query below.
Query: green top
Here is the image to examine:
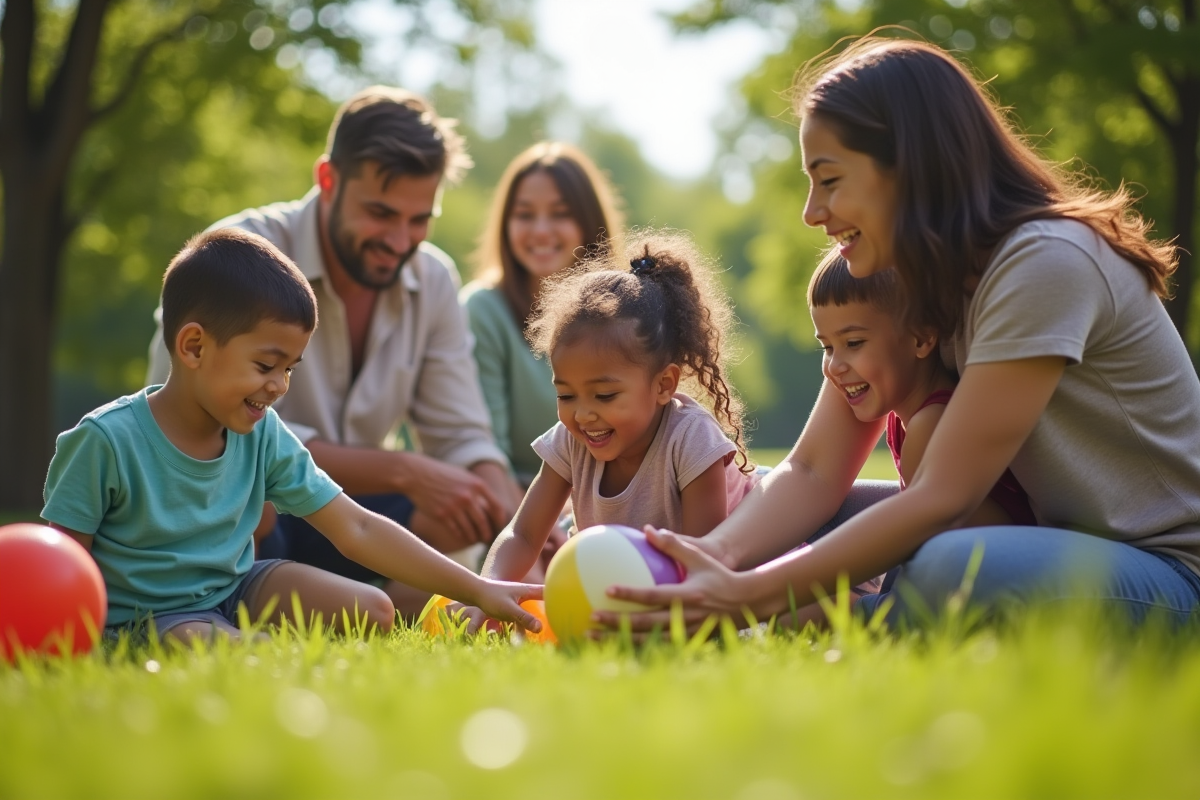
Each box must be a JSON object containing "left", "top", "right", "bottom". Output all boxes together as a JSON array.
[
  {"left": 460, "top": 282, "right": 558, "bottom": 485},
  {"left": 41, "top": 387, "right": 342, "bottom": 625}
]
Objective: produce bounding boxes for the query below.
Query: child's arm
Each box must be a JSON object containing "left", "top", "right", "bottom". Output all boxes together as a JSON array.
[
  {"left": 897, "top": 405, "right": 947, "bottom": 486},
  {"left": 49, "top": 524, "right": 93, "bottom": 553},
  {"left": 304, "top": 494, "right": 543, "bottom": 630},
  {"left": 679, "top": 459, "right": 729, "bottom": 537},
  {"left": 481, "top": 464, "right": 572, "bottom": 581}
]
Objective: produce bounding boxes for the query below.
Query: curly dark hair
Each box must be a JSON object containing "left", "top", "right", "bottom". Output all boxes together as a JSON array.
[{"left": 528, "top": 231, "right": 751, "bottom": 472}]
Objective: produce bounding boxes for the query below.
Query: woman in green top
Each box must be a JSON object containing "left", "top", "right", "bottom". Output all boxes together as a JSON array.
[{"left": 461, "top": 142, "right": 624, "bottom": 487}]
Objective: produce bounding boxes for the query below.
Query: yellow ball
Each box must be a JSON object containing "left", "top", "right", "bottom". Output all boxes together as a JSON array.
[{"left": 543, "top": 525, "right": 684, "bottom": 643}]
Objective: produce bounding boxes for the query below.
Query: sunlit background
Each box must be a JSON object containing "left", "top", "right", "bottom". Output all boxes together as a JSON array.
[{"left": 37, "top": 0, "right": 1195, "bottom": 459}]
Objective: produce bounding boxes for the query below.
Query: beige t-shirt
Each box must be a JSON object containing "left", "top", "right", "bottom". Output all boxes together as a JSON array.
[
  {"left": 951, "top": 218, "right": 1200, "bottom": 576},
  {"left": 146, "top": 189, "right": 507, "bottom": 471},
  {"left": 532, "top": 394, "right": 758, "bottom": 533}
]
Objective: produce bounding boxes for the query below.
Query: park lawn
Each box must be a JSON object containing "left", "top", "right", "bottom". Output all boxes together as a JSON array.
[
  {"left": 754, "top": 446, "right": 897, "bottom": 481},
  {"left": 2, "top": 606, "right": 1200, "bottom": 800}
]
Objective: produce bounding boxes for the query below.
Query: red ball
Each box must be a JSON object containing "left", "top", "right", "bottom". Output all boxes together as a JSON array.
[{"left": 0, "top": 523, "right": 107, "bottom": 661}]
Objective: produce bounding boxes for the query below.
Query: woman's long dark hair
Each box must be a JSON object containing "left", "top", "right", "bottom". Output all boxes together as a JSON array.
[
  {"left": 473, "top": 142, "right": 624, "bottom": 329},
  {"left": 795, "top": 37, "right": 1176, "bottom": 336}
]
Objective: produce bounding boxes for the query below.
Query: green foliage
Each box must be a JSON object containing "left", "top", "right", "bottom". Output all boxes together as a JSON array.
[
  {"left": 675, "top": 0, "right": 1200, "bottom": 348},
  {"left": 3, "top": 608, "right": 1200, "bottom": 798}
]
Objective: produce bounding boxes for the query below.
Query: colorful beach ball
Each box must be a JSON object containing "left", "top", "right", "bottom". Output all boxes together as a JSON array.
[{"left": 543, "top": 524, "right": 685, "bottom": 643}]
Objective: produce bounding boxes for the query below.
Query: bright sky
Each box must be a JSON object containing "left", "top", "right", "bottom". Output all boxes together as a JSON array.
[
  {"left": 339, "top": 0, "right": 780, "bottom": 180},
  {"left": 535, "top": 0, "right": 778, "bottom": 178}
]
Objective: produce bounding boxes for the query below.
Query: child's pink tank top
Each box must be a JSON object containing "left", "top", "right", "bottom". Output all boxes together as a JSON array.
[{"left": 885, "top": 389, "right": 1037, "bottom": 526}]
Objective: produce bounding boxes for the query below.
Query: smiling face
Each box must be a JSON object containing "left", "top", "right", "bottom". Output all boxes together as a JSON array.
[
  {"left": 550, "top": 327, "right": 678, "bottom": 468},
  {"left": 801, "top": 115, "right": 899, "bottom": 278},
  {"left": 811, "top": 299, "right": 938, "bottom": 424},
  {"left": 506, "top": 170, "right": 586, "bottom": 281},
  {"left": 191, "top": 319, "right": 311, "bottom": 435},
  {"left": 321, "top": 160, "right": 441, "bottom": 289}
]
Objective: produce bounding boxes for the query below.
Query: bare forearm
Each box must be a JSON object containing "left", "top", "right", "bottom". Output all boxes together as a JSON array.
[
  {"left": 306, "top": 440, "right": 417, "bottom": 496},
  {"left": 708, "top": 459, "right": 851, "bottom": 570},
  {"left": 481, "top": 528, "right": 543, "bottom": 581},
  {"left": 339, "top": 511, "right": 487, "bottom": 605},
  {"left": 740, "top": 482, "right": 968, "bottom": 618}
]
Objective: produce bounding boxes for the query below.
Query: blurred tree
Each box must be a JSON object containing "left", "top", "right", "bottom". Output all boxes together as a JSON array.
[
  {"left": 672, "top": 0, "right": 1200, "bottom": 346},
  {"left": 0, "top": 0, "right": 534, "bottom": 511}
]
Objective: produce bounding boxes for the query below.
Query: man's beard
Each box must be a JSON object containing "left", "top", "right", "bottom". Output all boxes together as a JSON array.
[{"left": 327, "top": 192, "right": 419, "bottom": 290}]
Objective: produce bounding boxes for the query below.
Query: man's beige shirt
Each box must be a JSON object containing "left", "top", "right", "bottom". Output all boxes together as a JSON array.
[{"left": 146, "top": 188, "right": 508, "bottom": 471}]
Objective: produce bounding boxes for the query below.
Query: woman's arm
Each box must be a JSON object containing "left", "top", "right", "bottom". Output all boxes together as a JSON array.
[
  {"left": 601, "top": 357, "right": 1065, "bottom": 630},
  {"left": 480, "top": 464, "right": 572, "bottom": 581},
  {"left": 699, "top": 380, "right": 883, "bottom": 570}
]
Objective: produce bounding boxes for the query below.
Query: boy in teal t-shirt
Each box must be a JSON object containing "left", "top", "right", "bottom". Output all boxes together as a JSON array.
[{"left": 41, "top": 228, "right": 542, "bottom": 643}]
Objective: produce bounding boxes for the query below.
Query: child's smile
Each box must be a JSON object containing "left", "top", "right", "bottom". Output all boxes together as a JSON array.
[
  {"left": 196, "top": 320, "right": 311, "bottom": 436},
  {"left": 812, "top": 300, "right": 938, "bottom": 426},
  {"left": 550, "top": 329, "right": 678, "bottom": 490}
]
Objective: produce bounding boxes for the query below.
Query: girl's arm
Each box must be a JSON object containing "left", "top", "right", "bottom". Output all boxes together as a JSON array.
[
  {"left": 897, "top": 404, "right": 946, "bottom": 485},
  {"left": 480, "top": 464, "right": 572, "bottom": 581},
  {"left": 697, "top": 380, "right": 884, "bottom": 570},
  {"left": 600, "top": 357, "right": 1064, "bottom": 631},
  {"left": 679, "top": 460, "right": 730, "bottom": 537}
]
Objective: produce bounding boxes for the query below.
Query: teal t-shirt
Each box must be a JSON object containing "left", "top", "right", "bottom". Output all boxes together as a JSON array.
[{"left": 41, "top": 387, "right": 342, "bottom": 625}]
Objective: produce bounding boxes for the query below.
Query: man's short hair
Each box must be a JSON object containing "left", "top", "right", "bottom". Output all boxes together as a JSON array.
[
  {"left": 161, "top": 228, "right": 317, "bottom": 354},
  {"left": 326, "top": 86, "right": 472, "bottom": 186}
]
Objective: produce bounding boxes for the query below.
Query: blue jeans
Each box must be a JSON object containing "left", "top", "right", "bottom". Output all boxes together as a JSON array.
[{"left": 827, "top": 482, "right": 1200, "bottom": 626}]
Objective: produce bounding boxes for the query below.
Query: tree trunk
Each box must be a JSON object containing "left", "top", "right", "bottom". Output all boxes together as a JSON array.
[
  {"left": 1, "top": 0, "right": 108, "bottom": 512},
  {"left": 1163, "top": 75, "right": 1200, "bottom": 338},
  {"left": 0, "top": 170, "right": 64, "bottom": 512}
]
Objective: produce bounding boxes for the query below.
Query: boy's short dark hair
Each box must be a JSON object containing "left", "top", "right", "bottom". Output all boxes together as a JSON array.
[
  {"left": 327, "top": 86, "right": 472, "bottom": 187},
  {"left": 808, "top": 251, "right": 904, "bottom": 314},
  {"left": 161, "top": 228, "right": 317, "bottom": 354}
]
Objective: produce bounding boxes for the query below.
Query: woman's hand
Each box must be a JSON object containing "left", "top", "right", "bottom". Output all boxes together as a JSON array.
[{"left": 590, "top": 526, "right": 753, "bottom": 637}]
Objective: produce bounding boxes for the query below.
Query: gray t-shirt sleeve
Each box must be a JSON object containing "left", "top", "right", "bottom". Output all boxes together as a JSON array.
[
  {"left": 531, "top": 422, "right": 575, "bottom": 484},
  {"left": 671, "top": 411, "right": 737, "bottom": 491},
  {"left": 967, "top": 231, "right": 1115, "bottom": 367},
  {"left": 262, "top": 410, "right": 342, "bottom": 517}
]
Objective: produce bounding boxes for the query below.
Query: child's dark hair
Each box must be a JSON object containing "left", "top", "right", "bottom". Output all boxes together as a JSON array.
[
  {"left": 528, "top": 231, "right": 751, "bottom": 472},
  {"left": 807, "top": 251, "right": 903, "bottom": 314},
  {"left": 161, "top": 228, "right": 317, "bottom": 354}
]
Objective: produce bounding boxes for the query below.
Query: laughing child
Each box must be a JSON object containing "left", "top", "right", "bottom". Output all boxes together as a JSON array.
[
  {"left": 809, "top": 253, "right": 1035, "bottom": 528},
  {"left": 41, "top": 228, "right": 541, "bottom": 644}
]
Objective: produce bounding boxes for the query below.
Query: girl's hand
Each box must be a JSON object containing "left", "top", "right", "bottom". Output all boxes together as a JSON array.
[
  {"left": 472, "top": 580, "right": 545, "bottom": 633},
  {"left": 591, "top": 526, "right": 751, "bottom": 637}
]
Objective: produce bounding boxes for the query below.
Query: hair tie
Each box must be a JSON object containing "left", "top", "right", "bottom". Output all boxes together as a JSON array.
[{"left": 631, "top": 256, "right": 656, "bottom": 276}]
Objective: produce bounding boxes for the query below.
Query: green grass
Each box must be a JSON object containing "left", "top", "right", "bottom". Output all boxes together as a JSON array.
[
  {"left": 3, "top": 608, "right": 1200, "bottom": 799},
  {"left": 754, "top": 446, "right": 897, "bottom": 481}
]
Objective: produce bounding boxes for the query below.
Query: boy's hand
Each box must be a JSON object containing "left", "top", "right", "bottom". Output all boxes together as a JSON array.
[
  {"left": 472, "top": 580, "right": 544, "bottom": 633},
  {"left": 445, "top": 602, "right": 490, "bottom": 635}
]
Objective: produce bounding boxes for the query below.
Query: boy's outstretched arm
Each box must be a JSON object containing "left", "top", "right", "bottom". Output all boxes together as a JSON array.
[
  {"left": 304, "top": 495, "right": 543, "bottom": 631},
  {"left": 481, "top": 464, "right": 571, "bottom": 581}
]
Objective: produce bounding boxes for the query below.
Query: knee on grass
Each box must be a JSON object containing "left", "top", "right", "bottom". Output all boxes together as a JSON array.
[{"left": 350, "top": 585, "right": 397, "bottom": 634}]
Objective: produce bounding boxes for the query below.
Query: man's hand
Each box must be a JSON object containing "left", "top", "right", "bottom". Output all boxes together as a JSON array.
[{"left": 405, "top": 454, "right": 507, "bottom": 547}]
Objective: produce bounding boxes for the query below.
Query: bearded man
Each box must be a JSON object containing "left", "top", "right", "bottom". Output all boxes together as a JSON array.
[{"left": 146, "top": 87, "right": 522, "bottom": 617}]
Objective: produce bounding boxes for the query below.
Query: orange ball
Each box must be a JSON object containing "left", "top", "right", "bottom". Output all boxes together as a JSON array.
[
  {"left": 0, "top": 524, "right": 106, "bottom": 661},
  {"left": 519, "top": 599, "right": 556, "bottom": 644}
]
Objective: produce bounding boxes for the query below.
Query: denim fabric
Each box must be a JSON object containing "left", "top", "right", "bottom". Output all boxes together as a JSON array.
[{"left": 855, "top": 525, "right": 1200, "bottom": 626}]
